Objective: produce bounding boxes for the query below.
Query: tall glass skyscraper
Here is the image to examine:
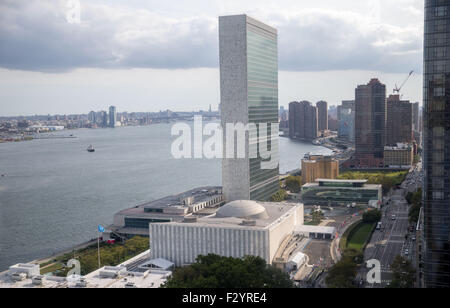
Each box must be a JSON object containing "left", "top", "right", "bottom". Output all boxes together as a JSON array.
[
  {"left": 219, "top": 15, "right": 279, "bottom": 201},
  {"left": 423, "top": 0, "right": 450, "bottom": 287},
  {"left": 109, "top": 106, "right": 117, "bottom": 128}
]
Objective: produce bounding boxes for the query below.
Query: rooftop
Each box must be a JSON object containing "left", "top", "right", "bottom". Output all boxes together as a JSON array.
[
  {"left": 315, "top": 179, "right": 368, "bottom": 183},
  {"left": 153, "top": 202, "right": 302, "bottom": 230},
  {"left": 115, "top": 186, "right": 223, "bottom": 218}
]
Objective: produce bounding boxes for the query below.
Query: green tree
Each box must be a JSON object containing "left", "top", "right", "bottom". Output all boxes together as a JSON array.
[
  {"left": 162, "top": 254, "right": 294, "bottom": 288},
  {"left": 388, "top": 255, "right": 416, "bottom": 288},
  {"left": 285, "top": 176, "right": 302, "bottom": 193},
  {"left": 363, "top": 209, "right": 382, "bottom": 223},
  {"left": 311, "top": 210, "right": 324, "bottom": 224},
  {"left": 325, "top": 257, "right": 358, "bottom": 288},
  {"left": 271, "top": 189, "right": 287, "bottom": 202}
]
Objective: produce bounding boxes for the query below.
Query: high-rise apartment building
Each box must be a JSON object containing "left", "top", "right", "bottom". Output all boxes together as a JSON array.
[
  {"left": 316, "top": 101, "right": 328, "bottom": 132},
  {"left": 219, "top": 15, "right": 279, "bottom": 202},
  {"left": 338, "top": 100, "right": 355, "bottom": 142},
  {"left": 354, "top": 79, "right": 386, "bottom": 168},
  {"left": 386, "top": 95, "right": 413, "bottom": 146},
  {"left": 422, "top": 0, "right": 450, "bottom": 288},
  {"left": 288, "top": 101, "right": 318, "bottom": 141},
  {"left": 109, "top": 106, "right": 117, "bottom": 128}
]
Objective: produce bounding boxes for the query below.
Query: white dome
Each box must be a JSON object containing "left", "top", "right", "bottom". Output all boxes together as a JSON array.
[{"left": 216, "top": 200, "right": 269, "bottom": 219}]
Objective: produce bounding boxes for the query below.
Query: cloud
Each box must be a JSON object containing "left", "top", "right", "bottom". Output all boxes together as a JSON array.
[{"left": 0, "top": 0, "right": 423, "bottom": 73}]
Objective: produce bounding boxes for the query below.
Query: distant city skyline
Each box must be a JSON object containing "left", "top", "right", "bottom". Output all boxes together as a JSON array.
[{"left": 0, "top": 0, "right": 423, "bottom": 116}]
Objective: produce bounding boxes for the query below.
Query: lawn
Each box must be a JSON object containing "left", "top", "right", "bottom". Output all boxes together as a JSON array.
[
  {"left": 346, "top": 222, "right": 376, "bottom": 251},
  {"left": 40, "top": 262, "right": 64, "bottom": 275},
  {"left": 338, "top": 170, "right": 408, "bottom": 194}
]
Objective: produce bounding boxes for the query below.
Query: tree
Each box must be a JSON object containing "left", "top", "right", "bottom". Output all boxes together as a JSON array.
[
  {"left": 271, "top": 189, "right": 287, "bottom": 202},
  {"left": 325, "top": 257, "right": 358, "bottom": 288},
  {"left": 363, "top": 209, "right": 381, "bottom": 223},
  {"left": 408, "top": 189, "right": 422, "bottom": 223},
  {"left": 388, "top": 255, "right": 416, "bottom": 288},
  {"left": 311, "top": 210, "right": 324, "bottom": 224},
  {"left": 162, "top": 254, "right": 294, "bottom": 288},
  {"left": 285, "top": 176, "right": 302, "bottom": 193}
]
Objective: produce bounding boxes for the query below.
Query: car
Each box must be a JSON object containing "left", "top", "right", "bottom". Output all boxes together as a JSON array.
[
  {"left": 412, "top": 237, "right": 416, "bottom": 241},
  {"left": 404, "top": 250, "right": 409, "bottom": 256},
  {"left": 392, "top": 215, "right": 396, "bottom": 220}
]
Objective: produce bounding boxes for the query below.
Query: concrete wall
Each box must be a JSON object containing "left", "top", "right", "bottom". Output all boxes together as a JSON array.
[
  {"left": 150, "top": 223, "right": 269, "bottom": 266},
  {"left": 267, "top": 205, "right": 303, "bottom": 263},
  {"left": 219, "top": 15, "right": 250, "bottom": 202}
]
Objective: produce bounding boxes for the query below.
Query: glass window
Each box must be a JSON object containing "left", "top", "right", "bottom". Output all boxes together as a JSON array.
[
  {"left": 433, "top": 191, "right": 444, "bottom": 200},
  {"left": 435, "top": 6, "right": 447, "bottom": 17},
  {"left": 434, "top": 87, "right": 445, "bottom": 96}
]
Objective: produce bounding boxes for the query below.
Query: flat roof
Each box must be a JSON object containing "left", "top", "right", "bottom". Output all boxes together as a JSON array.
[
  {"left": 302, "top": 182, "right": 381, "bottom": 189},
  {"left": 115, "top": 186, "right": 222, "bottom": 217},
  {"left": 153, "top": 202, "right": 302, "bottom": 230},
  {"left": 315, "top": 179, "right": 368, "bottom": 183},
  {"left": 294, "top": 225, "right": 336, "bottom": 234}
]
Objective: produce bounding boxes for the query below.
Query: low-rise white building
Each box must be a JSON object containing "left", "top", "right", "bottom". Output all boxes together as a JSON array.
[{"left": 149, "top": 200, "right": 304, "bottom": 266}]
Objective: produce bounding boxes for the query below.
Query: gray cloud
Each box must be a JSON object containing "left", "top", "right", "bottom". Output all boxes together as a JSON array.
[{"left": 0, "top": 0, "right": 423, "bottom": 73}]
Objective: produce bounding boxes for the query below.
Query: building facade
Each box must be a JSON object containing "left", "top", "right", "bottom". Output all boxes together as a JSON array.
[
  {"left": 422, "top": 0, "right": 450, "bottom": 287},
  {"left": 386, "top": 95, "right": 413, "bottom": 146},
  {"left": 300, "top": 179, "right": 382, "bottom": 207},
  {"left": 109, "top": 106, "right": 117, "bottom": 128},
  {"left": 338, "top": 100, "right": 355, "bottom": 142},
  {"left": 149, "top": 200, "right": 304, "bottom": 266},
  {"left": 288, "top": 101, "right": 318, "bottom": 141},
  {"left": 316, "top": 100, "right": 328, "bottom": 132},
  {"left": 219, "top": 15, "right": 280, "bottom": 202},
  {"left": 354, "top": 79, "right": 386, "bottom": 168},
  {"left": 301, "top": 154, "right": 339, "bottom": 184},
  {"left": 384, "top": 143, "right": 414, "bottom": 168},
  {"left": 106, "top": 187, "right": 224, "bottom": 239}
]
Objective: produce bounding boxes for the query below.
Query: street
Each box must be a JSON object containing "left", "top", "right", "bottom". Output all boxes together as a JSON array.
[{"left": 358, "top": 162, "right": 422, "bottom": 288}]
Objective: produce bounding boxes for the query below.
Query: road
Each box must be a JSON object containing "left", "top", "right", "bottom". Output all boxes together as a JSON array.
[{"left": 358, "top": 162, "right": 422, "bottom": 288}]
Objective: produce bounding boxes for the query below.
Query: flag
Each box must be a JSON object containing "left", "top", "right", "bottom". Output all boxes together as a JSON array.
[{"left": 98, "top": 225, "right": 105, "bottom": 232}]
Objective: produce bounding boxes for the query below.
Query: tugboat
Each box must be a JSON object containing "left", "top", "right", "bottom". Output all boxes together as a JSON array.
[{"left": 87, "top": 144, "right": 95, "bottom": 152}]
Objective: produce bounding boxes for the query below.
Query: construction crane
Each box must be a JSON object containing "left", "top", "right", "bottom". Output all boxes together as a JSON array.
[{"left": 393, "top": 70, "right": 414, "bottom": 95}]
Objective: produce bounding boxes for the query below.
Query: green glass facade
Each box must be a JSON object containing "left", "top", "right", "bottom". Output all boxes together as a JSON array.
[
  {"left": 247, "top": 22, "right": 279, "bottom": 201},
  {"left": 300, "top": 186, "right": 382, "bottom": 206}
]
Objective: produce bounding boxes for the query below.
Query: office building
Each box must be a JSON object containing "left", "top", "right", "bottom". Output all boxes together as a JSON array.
[
  {"left": 354, "top": 78, "right": 386, "bottom": 168},
  {"left": 301, "top": 153, "right": 339, "bottom": 184},
  {"left": 300, "top": 179, "right": 382, "bottom": 207},
  {"left": 422, "top": 0, "right": 450, "bottom": 287},
  {"left": 100, "top": 111, "right": 108, "bottom": 127},
  {"left": 109, "top": 106, "right": 117, "bottom": 128},
  {"left": 338, "top": 100, "right": 355, "bottom": 142},
  {"left": 412, "top": 102, "right": 420, "bottom": 132},
  {"left": 149, "top": 200, "right": 304, "bottom": 266},
  {"left": 384, "top": 143, "right": 414, "bottom": 169},
  {"left": 88, "top": 111, "right": 96, "bottom": 124},
  {"left": 386, "top": 95, "right": 413, "bottom": 146},
  {"left": 316, "top": 101, "right": 328, "bottom": 132},
  {"left": 219, "top": 15, "right": 279, "bottom": 201},
  {"left": 289, "top": 101, "right": 318, "bottom": 141},
  {"left": 105, "top": 187, "right": 224, "bottom": 239}
]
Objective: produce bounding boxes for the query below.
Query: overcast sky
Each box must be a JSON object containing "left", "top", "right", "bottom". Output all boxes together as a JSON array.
[{"left": 0, "top": 0, "right": 424, "bottom": 116}]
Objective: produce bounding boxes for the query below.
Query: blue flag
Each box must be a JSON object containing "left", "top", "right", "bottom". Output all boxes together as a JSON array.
[{"left": 98, "top": 225, "right": 105, "bottom": 232}]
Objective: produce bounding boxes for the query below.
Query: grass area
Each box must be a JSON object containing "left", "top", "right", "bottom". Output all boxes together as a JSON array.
[
  {"left": 338, "top": 170, "right": 408, "bottom": 194},
  {"left": 346, "top": 222, "right": 376, "bottom": 251},
  {"left": 340, "top": 220, "right": 376, "bottom": 253},
  {"left": 40, "top": 236, "right": 149, "bottom": 276},
  {"left": 304, "top": 220, "right": 321, "bottom": 226},
  {"left": 40, "top": 262, "right": 64, "bottom": 275}
]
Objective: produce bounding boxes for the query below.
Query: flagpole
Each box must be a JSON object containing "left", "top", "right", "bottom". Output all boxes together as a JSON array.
[{"left": 97, "top": 230, "right": 101, "bottom": 269}]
